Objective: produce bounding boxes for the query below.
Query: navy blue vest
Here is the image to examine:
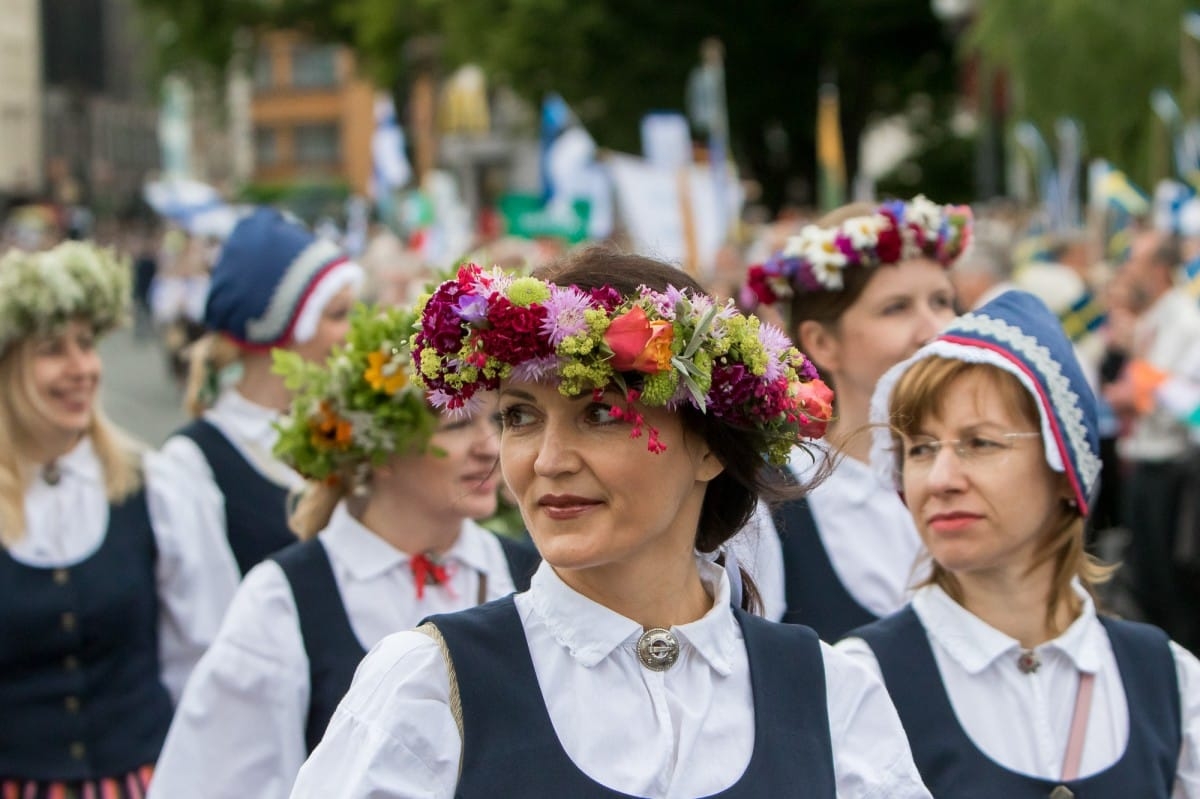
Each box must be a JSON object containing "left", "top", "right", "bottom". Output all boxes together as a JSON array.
[
  {"left": 176, "top": 418, "right": 295, "bottom": 574},
  {"left": 775, "top": 497, "right": 878, "bottom": 641},
  {"left": 851, "top": 606, "right": 1182, "bottom": 798},
  {"left": 274, "top": 534, "right": 540, "bottom": 753},
  {"left": 0, "top": 490, "right": 173, "bottom": 781},
  {"left": 426, "top": 596, "right": 837, "bottom": 798}
]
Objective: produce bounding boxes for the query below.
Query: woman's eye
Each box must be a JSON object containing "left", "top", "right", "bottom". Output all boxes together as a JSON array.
[
  {"left": 439, "top": 418, "right": 471, "bottom": 433},
  {"left": 883, "top": 300, "right": 909, "bottom": 315},
  {"left": 584, "top": 403, "right": 618, "bottom": 424},
  {"left": 906, "top": 441, "right": 937, "bottom": 460},
  {"left": 498, "top": 405, "right": 536, "bottom": 429},
  {"left": 965, "top": 436, "right": 1003, "bottom": 455}
]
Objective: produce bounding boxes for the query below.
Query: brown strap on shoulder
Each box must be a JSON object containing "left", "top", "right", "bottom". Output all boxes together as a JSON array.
[{"left": 414, "top": 622, "right": 464, "bottom": 780}]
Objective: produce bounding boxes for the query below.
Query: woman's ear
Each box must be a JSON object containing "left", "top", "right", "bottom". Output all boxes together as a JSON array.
[
  {"left": 695, "top": 446, "right": 725, "bottom": 484},
  {"left": 797, "top": 320, "right": 840, "bottom": 375}
]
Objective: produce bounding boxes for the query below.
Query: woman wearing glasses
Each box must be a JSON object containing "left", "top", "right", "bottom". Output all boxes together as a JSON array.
[
  {"left": 741, "top": 197, "right": 970, "bottom": 638},
  {"left": 839, "top": 290, "right": 1199, "bottom": 797}
]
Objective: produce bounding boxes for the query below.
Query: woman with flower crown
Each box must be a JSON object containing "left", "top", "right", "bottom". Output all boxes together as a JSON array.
[
  {"left": 837, "top": 290, "right": 1200, "bottom": 798},
  {"left": 740, "top": 196, "right": 971, "bottom": 641},
  {"left": 0, "top": 242, "right": 239, "bottom": 798},
  {"left": 146, "top": 303, "right": 539, "bottom": 799},
  {"left": 288, "top": 249, "right": 931, "bottom": 798}
]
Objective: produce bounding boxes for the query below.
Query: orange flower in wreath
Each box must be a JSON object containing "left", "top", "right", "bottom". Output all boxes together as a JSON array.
[{"left": 311, "top": 401, "right": 354, "bottom": 451}]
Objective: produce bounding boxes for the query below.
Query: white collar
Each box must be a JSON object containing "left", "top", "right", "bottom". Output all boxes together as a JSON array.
[
  {"left": 789, "top": 440, "right": 881, "bottom": 506},
  {"left": 208, "top": 388, "right": 284, "bottom": 448},
  {"left": 912, "top": 582, "right": 1105, "bottom": 675},
  {"left": 41, "top": 436, "right": 103, "bottom": 486},
  {"left": 319, "top": 503, "right": 496, "bottom": 582},
  {"left": 526, "top": 558, "right": 740, "bottom": 676}
]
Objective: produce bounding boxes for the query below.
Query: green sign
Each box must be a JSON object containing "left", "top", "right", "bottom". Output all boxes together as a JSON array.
[{"left": 499, "top": 193, "right": 590, "bottom": 243}]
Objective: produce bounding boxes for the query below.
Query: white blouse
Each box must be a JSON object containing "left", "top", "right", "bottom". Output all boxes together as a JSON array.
[
  {"left": 789, "top": 444, "right": 926, "bottom": 618},
  {"left": 288, "top": 560, "right": 932, "bottom": 799},
  {"left": 147, "top": 506, "right": 519, "bottom": 799},
  {"left": 837, "top": 585, "right": 1200, "bottom": 798},
  {"left": 7, "top": 436, "right": 240, "bottom": 703},
  {"left": 159, "top": 388, "right": 305, "bottom": 535}
]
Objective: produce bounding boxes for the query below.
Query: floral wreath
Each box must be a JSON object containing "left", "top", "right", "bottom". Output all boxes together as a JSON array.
[
  {"left": 412, "top": 263, "right": 834, "bottom": 466},
  {"left": 273, "top": 303, "right": 437, "bottom": 486},
  {"left": 741, "top": 195, "right": 973, "bottom": 310},
  {"left": 0, "top": 241, "right": 131, "bottom": 355}
]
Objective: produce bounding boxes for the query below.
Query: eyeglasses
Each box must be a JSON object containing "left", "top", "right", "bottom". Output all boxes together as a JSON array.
[{"left": 901, "top": 431, "right": 1042, "bottom": 471}]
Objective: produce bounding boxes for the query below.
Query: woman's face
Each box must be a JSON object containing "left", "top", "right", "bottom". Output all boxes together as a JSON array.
[
  {"left": 497, "top": 381, "right": 723, "bottom": 583},
  {"left": 899, "top": 370, "right": 1066, "bottom": 583},
  {"left": 23, "top": 319, "right": 102, "bottom": 453},
  {"left": 290, "top": 285, "right": 355, "bottom": 364},
  {"left": 387, "top": 402, "right": 503, "bottom": 522},
  {"left": 806, "top": 258, "right": 955, "bottom": 402}
]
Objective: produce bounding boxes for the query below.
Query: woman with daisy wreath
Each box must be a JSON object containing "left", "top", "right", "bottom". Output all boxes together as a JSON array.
[
  {"left": 740, "top": 195, "right": 972, "bottom": 641},
  {"left": 146, "top": 302, "right": 539, "bottom": 799},
  {"left": 289, "top": 249, "right": 931, "bottom": 798},
  {"left": 0, "top": 242, "right": 239, "bottom": 798}
]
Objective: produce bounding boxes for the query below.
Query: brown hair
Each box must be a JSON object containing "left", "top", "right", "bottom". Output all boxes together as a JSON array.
[
  {"left": 0, "top": 335, "right": 144, "bottom": 546},
  {"left": 536, "top": 247, "right": 817, "bottom": 614},
  {"left": 888, "top": 357, "right": 1114, "bottom": 632}
]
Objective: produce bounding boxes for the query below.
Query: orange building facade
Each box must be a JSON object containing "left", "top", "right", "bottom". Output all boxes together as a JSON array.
[{"left": 250, "top": 32, "right": 374, "bottom": 194}]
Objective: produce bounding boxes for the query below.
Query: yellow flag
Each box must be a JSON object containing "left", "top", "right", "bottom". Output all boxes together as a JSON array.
[{"left": 817, "top": 82, "right": 846, "bottom": 211}]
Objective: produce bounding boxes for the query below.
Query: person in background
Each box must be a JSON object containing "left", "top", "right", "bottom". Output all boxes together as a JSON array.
[
  {"left": 741, "top": 195, "right": 971, "bottom": 639},
  {"left": 1103, "top": 227, "right": 1200, "bottom": 652},
  {"left": 160, "top": 208, "right": 364, "bottom": 576},
  {"left": 841, "top": 289, "right": 1199, "bottom": 798},
  {"left": 0, "top": 242, "right": 238, "bottom": 797},
  {"left": 147, "top": 303, "right": 537, "bottom": 799},
  {"left": 289, "top": 251, "right": 930, "bottom": 798}
]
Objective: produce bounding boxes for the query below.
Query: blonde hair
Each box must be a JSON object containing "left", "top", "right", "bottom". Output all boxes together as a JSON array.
[
  {"left": 184, "top": 333, "right": 243, "bottom": 418},
  {"left": 287, "top": 482, "right": 342, "bottom": 540},
  {"left": 889, "top": 357, "right": 1114, "bottom": 633},
  {"left": 0, "top": 339, "right": 144, "bottom": 547}
]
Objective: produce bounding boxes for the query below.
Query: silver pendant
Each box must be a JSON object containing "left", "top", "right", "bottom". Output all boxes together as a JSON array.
[
  {"left": 42, "top": 462, "right": 61, "bottom": 486},
  {"left": 1017, "top": 649, "right": 1041, "bottom": 674},
  {"left": 1049, "top": 786, "right": 1074, "bottom": 799},
  {"left": 636, "top": 628, "right": 680, "bottom": 672}
]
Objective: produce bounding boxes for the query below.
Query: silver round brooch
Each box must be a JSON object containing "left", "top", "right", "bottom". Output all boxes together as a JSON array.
[{"left": 636, "top": 627, "right": 680, "bottom": 672}]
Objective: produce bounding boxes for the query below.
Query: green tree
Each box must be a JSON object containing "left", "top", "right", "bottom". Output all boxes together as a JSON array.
[
  {"left": 966, "top": 0, "right": 1187, "bottom": 188},
  {"left": 135, "top": 0, "right": 959, "bottom": 211}
]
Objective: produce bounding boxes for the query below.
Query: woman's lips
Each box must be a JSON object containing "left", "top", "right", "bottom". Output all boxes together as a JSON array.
[
  {"left": 927, "top": 511, "right": 983, "bottom": 533},
  {"left": 538, "top": 494, "right": 602, "bottom": 520}
]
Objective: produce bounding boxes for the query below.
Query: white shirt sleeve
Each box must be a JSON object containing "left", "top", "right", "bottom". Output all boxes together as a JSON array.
[
  {"left": 149, "top": 561, "right": 311, "bottom": 799},
  {"left": 288, "top": 632, "right": 459, "bottom": 799},
  {"left": 821, "top": 641, "right": 932, "bottom": 798},
  {"left": 1173, "top": 641, "right": 1200, "bottom": 799},
  {"left": 145, "top": 448, "right": 240, "bottom": 703}
]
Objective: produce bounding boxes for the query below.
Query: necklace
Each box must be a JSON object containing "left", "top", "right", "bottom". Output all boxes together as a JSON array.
[
  {"left": 636, "top": 628, "right": 680, "bottom": 672},
  {"left": 42, "top": 461, "right": 62, "bottom": 486}
]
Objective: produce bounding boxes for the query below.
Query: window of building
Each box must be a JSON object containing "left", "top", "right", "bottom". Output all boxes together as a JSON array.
[
  {"left": 293, "top": 123, "right": 340, "bottom": 165},
  {"left": 254, "top": 126, "right": 278, "bottom": 166},
  {"left": 253, "top": 49, "right": 273, "bottom": 90},
  {"left": 291, "top": 44, "right": 338, "bottom": 89}
]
